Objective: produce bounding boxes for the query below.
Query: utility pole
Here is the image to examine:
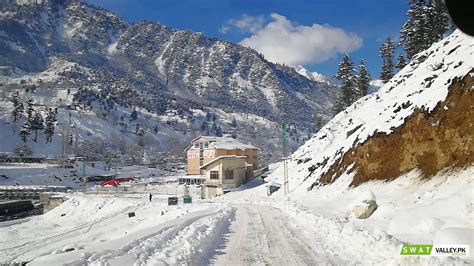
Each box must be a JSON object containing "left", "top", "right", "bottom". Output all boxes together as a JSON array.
[{"left": 281, "top": 122, "right": 289, "bottom": 195}]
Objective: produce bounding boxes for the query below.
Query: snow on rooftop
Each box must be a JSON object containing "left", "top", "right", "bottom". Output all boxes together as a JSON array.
[
  {"left": 192, "top": 136, "right": 258, "bottom": 150},
  {"left": 200, "top": 155, "right": 247, "bottom": 169}
]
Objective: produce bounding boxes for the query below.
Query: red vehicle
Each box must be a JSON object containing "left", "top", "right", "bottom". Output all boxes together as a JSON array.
[{"left": 99, "top": 177, "right": 135, "bottom": 187}]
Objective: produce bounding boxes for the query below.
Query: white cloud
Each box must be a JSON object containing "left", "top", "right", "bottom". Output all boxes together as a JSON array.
[
  {"left": 238, "top": 13, "right": 363, "bottom": 66},
  {"left": 219, "top": 14, "right": 265, "bottom": 34}
]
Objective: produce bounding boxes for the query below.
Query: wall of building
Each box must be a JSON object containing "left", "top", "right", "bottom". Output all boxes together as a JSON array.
[
  {"left": 186, "top": 137, "right": 259, "bottom": 175},
  {"left": 203, "top": 157, "right": 247, "bottom": 198},
  {"left": 187, "top": 148, "right": 217, "bottom": 175},
  {"left": 221, "top": 158, "right": 246, "bottom": 187},
  {"left": 217, "top": 149, "right": 258, "bottom": 170}
]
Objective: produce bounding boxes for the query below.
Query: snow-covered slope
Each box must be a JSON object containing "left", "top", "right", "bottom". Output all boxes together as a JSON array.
[{"left": 275, "top": 30, "right": 473, "bottom": 192}]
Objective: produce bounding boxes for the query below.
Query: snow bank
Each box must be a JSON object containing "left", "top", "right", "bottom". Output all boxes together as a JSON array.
[{"left": 0, "top": 193, "right": 226, "bottom": 264}]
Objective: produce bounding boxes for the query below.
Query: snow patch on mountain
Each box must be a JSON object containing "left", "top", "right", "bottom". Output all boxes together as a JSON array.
[{"left": 294, "top": 65, "right": 332, "bottom": 85}]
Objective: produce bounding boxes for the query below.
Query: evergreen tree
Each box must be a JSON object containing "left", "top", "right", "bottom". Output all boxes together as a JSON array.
[
  {"left": 30, "top": 111, "right": 45, "bottom": 142},
  {"left": 395, "top": 54, "right": 407, "bottom": 71},
  {"left": 10, "top": 92, "right": 24, "bottom": 123},
  {"left": 44, "top": 108, "right": 57, "bottom": 144},
  {"left": 25, "top": 98, "right": 34, "bottom": 122},
  {"left": 379, "top": 37, "right": 395, "bottom": 83},
  {"left": 200, "top": 121, "right": 208, "bottom": 133},
  {"left": 205, "top": 113, "right": 212, "bottom": 121},
  {"left": 357, "top": 59, "right": 371, "bottom": 97},
  {"left": 313, "top": 113, "right": 323, "bottom": 133},
  {"left": 216, "top": 126, "right": 223, "bottom": 137},
  {"left": 334, "top": 53, "right": 357, "bottom": 114},
  {"left": 211, "top": 123, "right": 218, "bottom": 134},
  {"left": 19, "top": 120, "right": 31, "bottom": 143},
  {"left": 430, "top": 0, "right": 450, "bottom": 42},
  {"left": 400, "top": 0, "right": 450, "bottom": 59},
  {"left": 129, "top": 108, "right": 138, "bottom": 121}
]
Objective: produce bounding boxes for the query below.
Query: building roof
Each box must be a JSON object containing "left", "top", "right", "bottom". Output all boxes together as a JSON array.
[
  {"left": 199, "top": 155, "right": 247, "bottom": 169},
  {"left": 185, "top": 136, "right": 259, "bottom": 151}
]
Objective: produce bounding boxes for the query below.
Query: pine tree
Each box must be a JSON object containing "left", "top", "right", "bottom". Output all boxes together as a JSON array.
[
  {"left": 10, "top": 92, "right": 24, "bottom": 123},
  {"left": 400, "top": 0, "right": 450, "bottom": 59},
  {"left": 357, "top": 59, "right": 371, "bottom": 97},
  {"left": 395, "top": 54, "right": 407, "bottom": 71},
  {"left": 30, "top": 111, "right": 45, "bottom": 142},
  {"left": 25, "top": 98, "right": 34, "bottom": 123},
  {"left": 380, "top": 37, "right": 395, "bottom": 83},
  {"left": 44, "top": 108, "right": 57, "bottom": 144},
  {"left": 216, "top": 126, "right": 223, "bottom": 137},
  {"left": 19, "top": 120, "right": 31, "bottom": 143},
  {"left": 313, "top": 113, "right": 323, "bottom": 133},
  {"left": 430, "top": 0, "right": 450, "bottom": 42},
  {"left": 334, "top": 53, "right": 357, "bottom": 114},
  {"left": 129, "top": 108, "right": 138, "bottom": 121}
]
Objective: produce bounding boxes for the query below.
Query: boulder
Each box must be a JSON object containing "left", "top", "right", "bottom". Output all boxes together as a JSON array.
[{"left": 352, "top": 200, "right": 378, "bottom": 219}]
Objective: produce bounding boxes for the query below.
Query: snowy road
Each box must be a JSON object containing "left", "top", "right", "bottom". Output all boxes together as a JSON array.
[
  {"left": 1, "top": 195, "right": 454, "bottom": 265},
  {"left": 212, "top": 205, "right": 342, "bottom": 265}
]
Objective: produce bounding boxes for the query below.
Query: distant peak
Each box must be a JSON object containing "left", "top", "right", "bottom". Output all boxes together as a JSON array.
[{"left": 12, "top": 0, "right": 78, "bottom": 6}]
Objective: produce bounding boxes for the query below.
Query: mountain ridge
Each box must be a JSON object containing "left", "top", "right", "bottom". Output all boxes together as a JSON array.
[{"left": 0, "top": 0, "right": 338, "bottom": 163}]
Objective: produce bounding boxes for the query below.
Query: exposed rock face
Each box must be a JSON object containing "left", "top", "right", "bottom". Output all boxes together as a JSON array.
[{"left": 319, "top": 72, "right": 473, "bottom": 187}]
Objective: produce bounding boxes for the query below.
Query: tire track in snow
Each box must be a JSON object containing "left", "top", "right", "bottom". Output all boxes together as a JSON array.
[
  {"left": 80, "top": 207, "right": 234, "bottom": 265},
  {"left": 212, "top": 205, "right": 344, "bottom": 265},
  {"left": 5, "top": 204, "right": 140, "bottom": 264}
]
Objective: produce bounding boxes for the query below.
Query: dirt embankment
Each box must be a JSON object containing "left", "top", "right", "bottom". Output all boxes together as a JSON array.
[{"left": 317, "top": 72, "right": 473, "bottom": 187}]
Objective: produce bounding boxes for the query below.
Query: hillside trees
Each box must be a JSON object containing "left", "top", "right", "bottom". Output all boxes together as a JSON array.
[
  {"left": 334, "top": 53, "right": 358, "bottom": 114},
  {"left": 44, "top": 108, "right": 57, "bottom": 144},
  {"left": 19, "top": 121, "right": 31, "bottom": 143},
  {"left": 380, "top": 37, "right": 395, "bottom": 83},
  {"left": 25, "top": 98, "right": 34, "bottom": 123},
  {"left": 400, "top": 0, "right": 450, "bottom": 59},
  {"left": 10, "top": 92, "right": 23, "bottom": 123},
  {"left": 30, "top": 112, "right": 45, "bottom": 142},
  {"left": 395, "top": 54, "right": 407, "bottom": 71},
  {"left": 357, "top": 59, "right": 371, "bottom": 97}
]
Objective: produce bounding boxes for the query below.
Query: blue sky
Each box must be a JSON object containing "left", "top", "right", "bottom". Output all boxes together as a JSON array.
[{"left": 86, "top": 0, "right": 409, "bottom": 78}]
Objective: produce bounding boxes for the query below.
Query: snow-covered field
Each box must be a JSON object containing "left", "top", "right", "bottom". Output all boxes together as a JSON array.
[{"left": 1, "top": 165, "right": 471, "bottom": 265}]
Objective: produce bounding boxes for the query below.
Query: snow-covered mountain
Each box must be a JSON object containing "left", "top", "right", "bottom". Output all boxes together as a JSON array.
[
  {"left": 0, "top": 0, "right": 337, "bottom": 162},
  {"left": 294, "top": 65, "right": 334, "bottom": 85}
]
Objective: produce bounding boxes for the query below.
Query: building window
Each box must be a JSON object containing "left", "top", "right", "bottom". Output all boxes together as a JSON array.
[
  {"left": 200, "top": 159, "right": 204, "bottom": 166},
  {"left": 224, "top": 170, "right": 234, "bottom": 179},
  {"left": 194, "top": 143, "right": 199, "bottom": 148},
  {"left": 199, "top": 142, "right": 204, "bottom": 148},
  {"left": 200, "top": 169, "right": 204, "bottom": 175},
  {"left": 210, "top": 171, "right": 219, "bottom": 179},
  {"left": 204, "top": 142, "right": 209, "bottom": 148}
]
